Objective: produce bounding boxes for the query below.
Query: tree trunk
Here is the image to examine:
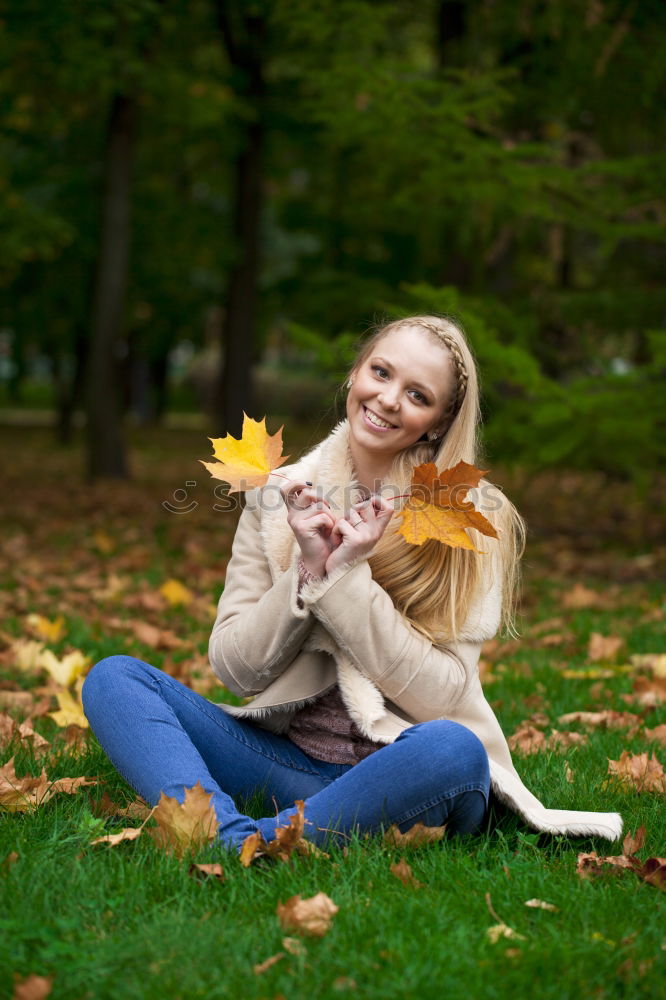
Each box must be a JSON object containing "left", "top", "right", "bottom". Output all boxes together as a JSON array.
[
  {"left": 84, "top": 93, "right": 137, "bottom": 479},
  {"left": 213, "top": 1, "right": 266, "bottom": 436}
]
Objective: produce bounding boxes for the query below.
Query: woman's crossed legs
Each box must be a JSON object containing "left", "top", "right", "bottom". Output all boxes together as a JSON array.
[{"left": 82, "top": 656, "right": 489, "bottom": 852}]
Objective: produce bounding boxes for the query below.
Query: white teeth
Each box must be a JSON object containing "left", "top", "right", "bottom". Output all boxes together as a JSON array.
[{"left": 365, "top": 408, "right": 394, "bottom": 428}]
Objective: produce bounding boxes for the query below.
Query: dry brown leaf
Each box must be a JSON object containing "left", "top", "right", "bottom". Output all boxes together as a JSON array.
[
  {"left": 129, "top": 621, "right": 187, "bottom": 650},
  {"left": 643, "top": 724, "right": 666, "bottom": 747},
  {"left": 239, "top": 800, "right": 325, "bottom": 866},
  {"left": 2, "top": 850, "right": 19, "bottom": 870},
  {"left": 91, "top": 827, "right": 145, "bottom": 847},
  {"left": 607, "top": 751, "right": 666, "bottom": 794},
  {"left": 389, "top": 859, "right": 424, "bottom": 888},
  {"left": 561, "top": 584, "right": 604, "bottom": 609},
  {"left": 642, "top": 858, "right": 666, "bottom": 891},
  {"left": 149, "top": 782, "right": 217, "bottom": 858},
  {"left": 276, "top": 892, "right": 339, "bottom": 937},
  {"left": 622, "top": 825, "right": 646, "bottom": 855},
  {"left": 547, "top": 729, "right": 588, "bottom": 750},
  {"left": 487, "top": 923, "right": 526, "bottom": 943},
  {"left": 524, "top": 898, "right": 558, "bottom": 911},
  {"left": 253, "top": 952, "right": 286, "bottom": 975},
  {"left": 383, "top": 821, "right": 447, "bottom": 848},
  {"left": 189, "top": 862, "right": 225, "bottom": 881},
  {"left": 201, "top": 413, "right": 289, "bottom": 492},
  {"left": 557, "top": 710, "right": 641, "bottom": 734},
  {"left": 282, "top": 936, "right": 306, "bottom": 956},
  {"left": 622, "top": 675, "right": 666, "bottom": 708},
  {"left": 508, "top": 725, "right": 546, "bottom": 755},
  {"left": 587, "top": 632, "right": 624, "bottom": 662},
  {"left": 0, "top": 757, "right": 93, "bottom": 812},
  {"left": 0, "top": 691, "right": 35, "bottom": 712},
  {"left": 12, "top": 974, "right": 53, "bottom": 1000}
]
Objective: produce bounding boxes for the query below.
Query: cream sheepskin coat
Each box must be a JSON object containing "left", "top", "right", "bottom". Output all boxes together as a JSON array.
[{"left": 209, "top": 421, "right": 622, "bottom": 841}]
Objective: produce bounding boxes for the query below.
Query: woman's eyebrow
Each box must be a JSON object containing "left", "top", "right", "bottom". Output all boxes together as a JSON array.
[{"left": 372, "top": 357, "right": 434, "bottom": 398}]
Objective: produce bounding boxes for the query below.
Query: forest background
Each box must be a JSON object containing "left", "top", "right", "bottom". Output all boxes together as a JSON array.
[{"left": 1, "top": 0, "right": 664, "bottom": 488}]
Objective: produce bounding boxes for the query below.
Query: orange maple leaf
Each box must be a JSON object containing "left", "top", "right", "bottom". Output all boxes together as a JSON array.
[
  {"left": 148, "top": 782, "right": 218, "bottom": 858},
  {"left": 398, "top": 461, "right": 498, "bottom": 551},
  {"left": 200, "top": 413, "right": 289, "bottom": 493}
]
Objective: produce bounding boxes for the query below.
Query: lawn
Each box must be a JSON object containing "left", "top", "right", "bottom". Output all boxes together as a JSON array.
[{"left": 1, "top": 424, "right": 664, "bottom": 1000}]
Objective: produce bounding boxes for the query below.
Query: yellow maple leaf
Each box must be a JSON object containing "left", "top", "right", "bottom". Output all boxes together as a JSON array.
[
  {"left": 159, "top": 579, "right": 193, "bottom": 607},
  {"left": 200, "top": 413, "right": 289, "bottom": 492},
  {"left": 398, "top": 461, "right": 498, "bottom": 551},
  {"left": 148, "top": 782, "right": 218, "bottom": 858},
  {"left": 13, "top": 639, "right": 47, "bottom": 672},
  {"left": 38, "top": 649, "right": 90, "bottom": 687},
  {"left": 25, "top": 614, "right": 66, "bottom": 643},
  {"left": 48, "top": 679, "right": 89, "bottom": 729}
]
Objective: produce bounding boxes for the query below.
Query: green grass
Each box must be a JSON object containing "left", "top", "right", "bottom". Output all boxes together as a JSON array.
[{"left": 1, "top": 426, "right": 665, "bottom": 999}]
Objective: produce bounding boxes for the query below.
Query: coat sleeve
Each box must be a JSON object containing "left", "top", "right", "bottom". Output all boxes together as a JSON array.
[
  {"left": 297, "top": 556, "right": 500, "bottom": 719},
  {"left": 208, "top": 497, "right": 314, "bottom": 697}
]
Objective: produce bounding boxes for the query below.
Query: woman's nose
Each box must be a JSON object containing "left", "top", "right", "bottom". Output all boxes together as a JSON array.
[{"left": 378, "top": 390, "right": 400, "bottom": 410}]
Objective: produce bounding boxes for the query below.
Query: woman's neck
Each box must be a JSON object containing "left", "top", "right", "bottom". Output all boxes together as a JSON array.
[{"left": 349, "top": 441, "right": 392, "bottom": 495}]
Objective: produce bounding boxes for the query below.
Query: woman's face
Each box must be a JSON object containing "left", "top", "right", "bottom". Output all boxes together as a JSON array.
[{"left": 346, "top": 325, "right": 455, "bottom": 469}]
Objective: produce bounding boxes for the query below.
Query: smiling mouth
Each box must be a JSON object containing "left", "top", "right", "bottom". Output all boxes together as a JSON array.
[{"left": 363, "top": 406, "right": 397, "bottom": 430}]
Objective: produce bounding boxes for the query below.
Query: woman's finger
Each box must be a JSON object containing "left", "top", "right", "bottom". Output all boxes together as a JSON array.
[{"left": 281, "top": 482, "right": 324, "bottom": 510}]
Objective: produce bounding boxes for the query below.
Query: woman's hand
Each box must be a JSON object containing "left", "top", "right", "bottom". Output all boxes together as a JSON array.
[
  {"left": 281, "top": 482, "right": 339, "bottom": 578},
  {"left": 324, "top": 495, "right": 394, "bottom": 576}
]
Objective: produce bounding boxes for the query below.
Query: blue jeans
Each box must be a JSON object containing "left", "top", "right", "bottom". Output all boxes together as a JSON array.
[{"left": 82, "top": 656, "right": 490, "bottom": 852}]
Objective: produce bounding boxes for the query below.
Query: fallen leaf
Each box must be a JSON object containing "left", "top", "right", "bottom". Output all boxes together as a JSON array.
[
  {"left": 564, "top": 761, "right": 575, "bottom": 783},
  {"left": 557, "top": 710, "right": 641, "bottom": 734},
  {"left": 12, "top": 974, "right": 53, "bottom": 1000},
  {"left": 37, "top": 649, "right": 89, "bottom": 687},
  {"left": 630, "top": 653, "right": 666, "bottom": 677},
  {"left": 508, "top": 725, "right": 546, "bottom": 754},
  {"left": 622, "top": 825, "right": 646, "bottom": 855},
  {"left": 129, "top": 621, "right": 187, "bottom": 650},
  {"left": 383, "top": 821, "right": 447, "bottom": 848},
  {"left": 149, "top": 782, "right": 218, "bottom": 858},
  {"left": 607, "top": 751, "right": 666, "bottom": 794},
  {"left": 2, "top": 850, "right": 18, "bottom": 870},
  {"left": 524, "top": 898, "right": 558, "bottom": 911},
  {"left": 12, "top": 639, "right": 47, "bottom": 672},
  {"left": 622, "top": 674, "right": 666, "bottom": 707},
  {"left": 0, "top": 757, "right": 93, "bottom": 812},
  {"left": 398, "top": 461, "right": 498, "bottom": 551},
  {"left": 48, "top": 684, "right": 88, "bottom": 729},
  {"left": 389, "top": 859, "right": 424, "bottom": 888},
  {"left": 282, "top": 936, "right": 306, "bottom": 956},
  {"left": 587, "top": 632, "right": 624, "bottom": 662},
  {"left": 643, "top": 724, "right": 666, "bottom": 747},
  {"left": 201, "top": 413, "right": 290, "bottom": 492},
  {"left": 561, "top": 584, "right": 604, "bottom": 609},
  {"left": 487, "top": 923, "right": 526, "bottom": 943},
  {"left": 239, "top": 800, "right": 326, "bottom": 866},
  {"left": 0, "top": 691, "right": 36, "bottom": 712},
  {"left": 92, "top": 530, "right": 115, "bottom": 554},
  {"left": 91, "top": 827, "right": 145, "bottom": 847},
  {"left": 276, "top": 892, "right": 339, "bottom": 937},
  {"left": 189, "top": 862, "right": 225, "bottom": 881},
  {"left": 0, "top": 715, "right": 50, "bottom": 751},
  {"left": 159, "top": 579, "right": 193, "bottom": 607},
  {"left": 642, "top": 858, "right": 666, "bottom": 891},
  {"left": 253, "top": 953, "right": 286, "bottom": 975},
  {"left": 25, "top": 614, "right": 66, "bottom": 643}
]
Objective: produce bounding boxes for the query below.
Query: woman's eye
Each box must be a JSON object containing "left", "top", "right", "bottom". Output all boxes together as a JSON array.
[
  {"left": 409, "top": 390, "right": 426, "bottom": 403},
  {"left": 373, "top": 366, "right": 388, "bottom": 378}
]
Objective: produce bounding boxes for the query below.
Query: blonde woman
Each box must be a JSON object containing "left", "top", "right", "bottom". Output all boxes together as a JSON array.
[{"left": 83, "top": 316, "right": 623, "bottom": 850}]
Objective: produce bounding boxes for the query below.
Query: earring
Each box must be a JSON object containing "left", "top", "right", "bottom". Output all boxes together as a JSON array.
[
  {"left": 428, "top": 430, "right": 440, "bottom": 442},
  {"left": 347, "top": 379, "right": 354, "bottom": 388}
]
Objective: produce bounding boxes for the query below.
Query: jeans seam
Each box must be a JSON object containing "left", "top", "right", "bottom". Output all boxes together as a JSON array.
[
  {"left": 391, "top": 781, "right": 489, "bottom": 828},
  {"left": 153, "top": 671, "right": 334, "bottom": 780}
]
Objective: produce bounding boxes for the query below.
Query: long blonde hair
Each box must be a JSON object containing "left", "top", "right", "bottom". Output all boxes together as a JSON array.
[{"left": 348, "top": 315, "right": 525, "bottom": 643}]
